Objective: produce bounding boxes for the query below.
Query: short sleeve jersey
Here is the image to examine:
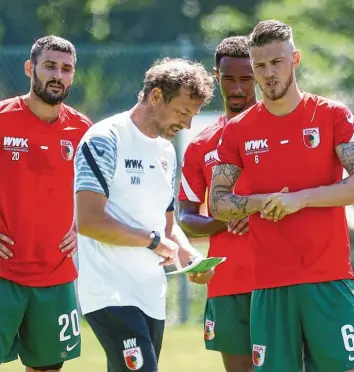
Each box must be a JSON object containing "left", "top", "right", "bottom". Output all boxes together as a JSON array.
[
  {"left": 74, "top": 111, "right": 176, "bottom": 320},
  {"left": 0, "top": 96, "right": 92, "bottom": 286},
  {"left": 179, "top": 115, "right": 253, "bottom": 297},
  {"left": 217, "top": 93, "right": 354, "bottom": 289}
]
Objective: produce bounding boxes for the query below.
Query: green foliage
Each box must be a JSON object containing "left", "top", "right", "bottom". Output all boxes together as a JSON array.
[
  {"left": 2, "top": 0, "right": 354, "bottom": 115},
  {"left": 1, "top": 0, "right": 262, "bottom": 45},
  {"left": 201, "top": 6, "right": 252, "bottom": 44},
  {"left": 255, "top": 0, "right": 354, "bottom": 106}
]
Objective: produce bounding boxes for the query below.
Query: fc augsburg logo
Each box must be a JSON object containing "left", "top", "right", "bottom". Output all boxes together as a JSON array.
[
  {"left": 123, "top": 347, "right": 144, "bottom": 370},
  {"left": 60, "top": 140, "right": 74, "bottom": 161},
  {"left": 303, "top": 127, "right": 320, "bottom": 148},
  {"left": 252, "top": 344, "right": 266, "bottom": 367},
  {"left": 204, "top": 319, "right": 215, "bottom": 340}
]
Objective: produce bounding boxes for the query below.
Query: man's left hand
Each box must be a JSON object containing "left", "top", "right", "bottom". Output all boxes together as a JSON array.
[
  {"left": 227, "top": 217, "right": 249, "bottom": 235},
  {"left": 59, "top": 229, "right": 77, "bottom": 258},
  {"left": 261, "top": 189, "right": 305, "bottom": 222}
]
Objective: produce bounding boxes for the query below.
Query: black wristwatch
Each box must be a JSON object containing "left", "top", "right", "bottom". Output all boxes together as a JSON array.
[{"left": 147, "top": 231, "right": 161, "bottom": 250}]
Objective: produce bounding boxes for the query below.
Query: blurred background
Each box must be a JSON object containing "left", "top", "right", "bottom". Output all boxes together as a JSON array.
[{"left": 1, "top": 0, "right": 354, "bottom": 370}]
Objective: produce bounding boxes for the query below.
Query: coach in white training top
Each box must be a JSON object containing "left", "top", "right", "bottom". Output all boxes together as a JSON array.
[{"left": 74, "top": 58, "right": 215, "bottom": 372}]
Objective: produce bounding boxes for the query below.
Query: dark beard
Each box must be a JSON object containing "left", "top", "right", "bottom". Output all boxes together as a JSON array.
[
  {"left": 32, "top": 68, "right": 70, "bottom": 105},
  {"left": 229, "top": 105, "right": 245, "bottom": 113}
]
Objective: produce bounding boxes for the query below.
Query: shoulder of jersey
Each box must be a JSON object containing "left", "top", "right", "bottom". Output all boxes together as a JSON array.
[
  {"left": 227, "top": 104, "right": 259, "bottom": 128},
  {"left": 307, "top": 92, "right": 349, "bottom": 112},
  {"left": 156, "top": 136, "right": 176, "bottom": 156},
  {"left": 189, "top": 119, "right": 224, "bottom": 148},
  {"left": 0, "top": 96, "right": 23, "bottom": 115},
  {"left": 63, "top": 104, "right": 93, "bottom": 128},
  {"left": 83, "top": 112, "right": 123, "bottom": 139},
  {"left": 93, "top": 111, "right": 131, "bottom": 129}
]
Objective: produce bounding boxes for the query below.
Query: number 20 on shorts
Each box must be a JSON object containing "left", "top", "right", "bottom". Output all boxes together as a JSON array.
[{"left": 58, "top": 309, "right": 81, "bottom": 341}]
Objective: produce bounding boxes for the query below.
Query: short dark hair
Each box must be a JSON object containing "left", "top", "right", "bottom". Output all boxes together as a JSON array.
[
  {"left": 215, "top": 36, "right": 250, "bottom": 68},
  {"left": 139, "top": 57, "right": 215, "bottom": 106},
  {"left": 249, "top": 20, "right": 293, "bottom": 47},
  {"left": 30, "top": 35, "right": 77, "bottom": 65}
]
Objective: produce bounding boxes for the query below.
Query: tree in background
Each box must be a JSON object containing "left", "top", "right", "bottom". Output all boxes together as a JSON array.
[
  {"left": 0, "top": 0, "right": 259, "bottom": 45},
  {"left": 1, "top": 0, "right": 354, "bottom": 114},
  {"left": 255, "top": 0, "right": 354, "bottom": 106}
]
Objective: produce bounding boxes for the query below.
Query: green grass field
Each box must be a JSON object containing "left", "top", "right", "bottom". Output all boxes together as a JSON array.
[{"left": 2, "top": 322, "right": 221, "bottom": 372}]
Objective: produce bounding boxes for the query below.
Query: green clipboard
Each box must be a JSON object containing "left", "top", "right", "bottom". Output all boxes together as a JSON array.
[{"left": 166, "top": 257, "right": 227, "bottom": 275}]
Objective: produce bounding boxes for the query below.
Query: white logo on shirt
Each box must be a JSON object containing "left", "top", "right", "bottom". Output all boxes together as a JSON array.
[
  {"left": 3, "top": 137, "right": 29, "bottom": 151},
  {"left": 303, "top": 128, "right": 320, "bottom": 149},
  {"left": 244, "top": 139, "right": 269, "bottom": 155},
  {"left": 60, "top": 140, "right": 74, "bottom": 161},
  {"left": 204, "top": 149, "right": 218, "bottom": 164}
]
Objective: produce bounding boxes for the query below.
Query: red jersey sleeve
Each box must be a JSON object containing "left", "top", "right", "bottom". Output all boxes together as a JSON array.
[
  {"left": 333, "top": 104, "right": 354, "bottom": 147},
  {"left": 178, "top": 142, "right": 206, "bottom": 204},
  {"left": 217, "top": 120, "right": 243, "bottom": 168}
]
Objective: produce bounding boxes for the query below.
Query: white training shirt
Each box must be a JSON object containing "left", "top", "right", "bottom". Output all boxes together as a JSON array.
[{"left": 74, "top": 110, "right": 176, "bottom": 320}]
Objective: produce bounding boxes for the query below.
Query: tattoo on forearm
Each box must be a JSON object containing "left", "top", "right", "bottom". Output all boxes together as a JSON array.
[
  {"left": 229, "top": 194, "right": 248, "bottom": 219},
  {"left": 212, "top": 164, "right": 239, "bottom": 186},
  {"left": 210, "top": 164, "right": 248, "bottom": 220},
  {"left": 337, "top": 142, "right": 354, "bottom": 175}
]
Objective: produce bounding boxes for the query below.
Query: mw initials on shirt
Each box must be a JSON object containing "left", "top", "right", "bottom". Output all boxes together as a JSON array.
[
  {"left": 3, "top": 137, "right": 29, "bottom": 148},
  {"left": 123, "top": 338, "right": 137, "bottom": 349},
  {"left": 131, "top": 176, "right": 140, "bottom": 185}
]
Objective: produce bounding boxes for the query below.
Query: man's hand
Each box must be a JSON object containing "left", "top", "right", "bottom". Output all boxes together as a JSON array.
[
  {"left": 261, "top": 187, "right": 306, "bottom": 222},
  {"left": 0, "top": 233, "right": 14, "bottom": 259},
  {"left": 188, "top": 268, "right": 215, "bottom": 284},
  {"left": 59, "top": 229, "right": 77, "bottom": 258},
  {"left": 227, "top": 217, "right": 249, "bottom": 235},
  {"left": 154, "top": 237, "right": 179, "bottom": 266}
]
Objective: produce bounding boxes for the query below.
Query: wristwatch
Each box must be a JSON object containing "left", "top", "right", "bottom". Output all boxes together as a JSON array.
[{"left": 147, "top": 231, "right": 161, "bottom": 250}]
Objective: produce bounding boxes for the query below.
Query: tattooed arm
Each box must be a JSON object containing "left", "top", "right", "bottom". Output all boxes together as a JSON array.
[
  {"left": 299, "top": 142, "right": 354, "bottom": 207},
  {"left": 209, "top": 164, "right": 267, "bottom": 221},
  {"left": 262, "top": 143, "right": 354, "bottom": 221}
]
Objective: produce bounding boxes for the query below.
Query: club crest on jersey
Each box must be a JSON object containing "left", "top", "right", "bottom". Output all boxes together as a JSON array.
[
  {"left": 252, "top": 344, "right": 266, "bottom": 367},
  {"left": 161, "top": 158, "right": 168, "bottom": 173},
  {"left": 123, "top": 347, "right": 144, "bottom": 370},
  {"left": 204, "top": 319, "right": 215, "bottom": 340},
  {"left": 60, "top": 140, "right": 74, "bottom": 161},
  {"left": 303, "top": 127, "right": 320, "bottom": 148}
]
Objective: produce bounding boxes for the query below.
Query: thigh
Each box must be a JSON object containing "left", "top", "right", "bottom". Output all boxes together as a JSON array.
[
  {"left": 251, "top": 287, "right": 303, "bottom": 372},
  {"left": 0, "top": 278, "right": 28, "bottom": 363},
  {"left": 145, "top": 314, "right": 165, "bottom": 362},
  {"left": 301, "top": 280, "right": 354, "bottom": 372},
  {"left": 204, "top": 294, "right": 252, "bottom": 356},
  {"left": 19, "top": 282, "right": 80, "bottom": 368},
  {"left": 85, "top": 306, "right": 159, "bottom": 372},
  {"left": 2, "top": 335, "right": 20, "bottom": 364}
]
